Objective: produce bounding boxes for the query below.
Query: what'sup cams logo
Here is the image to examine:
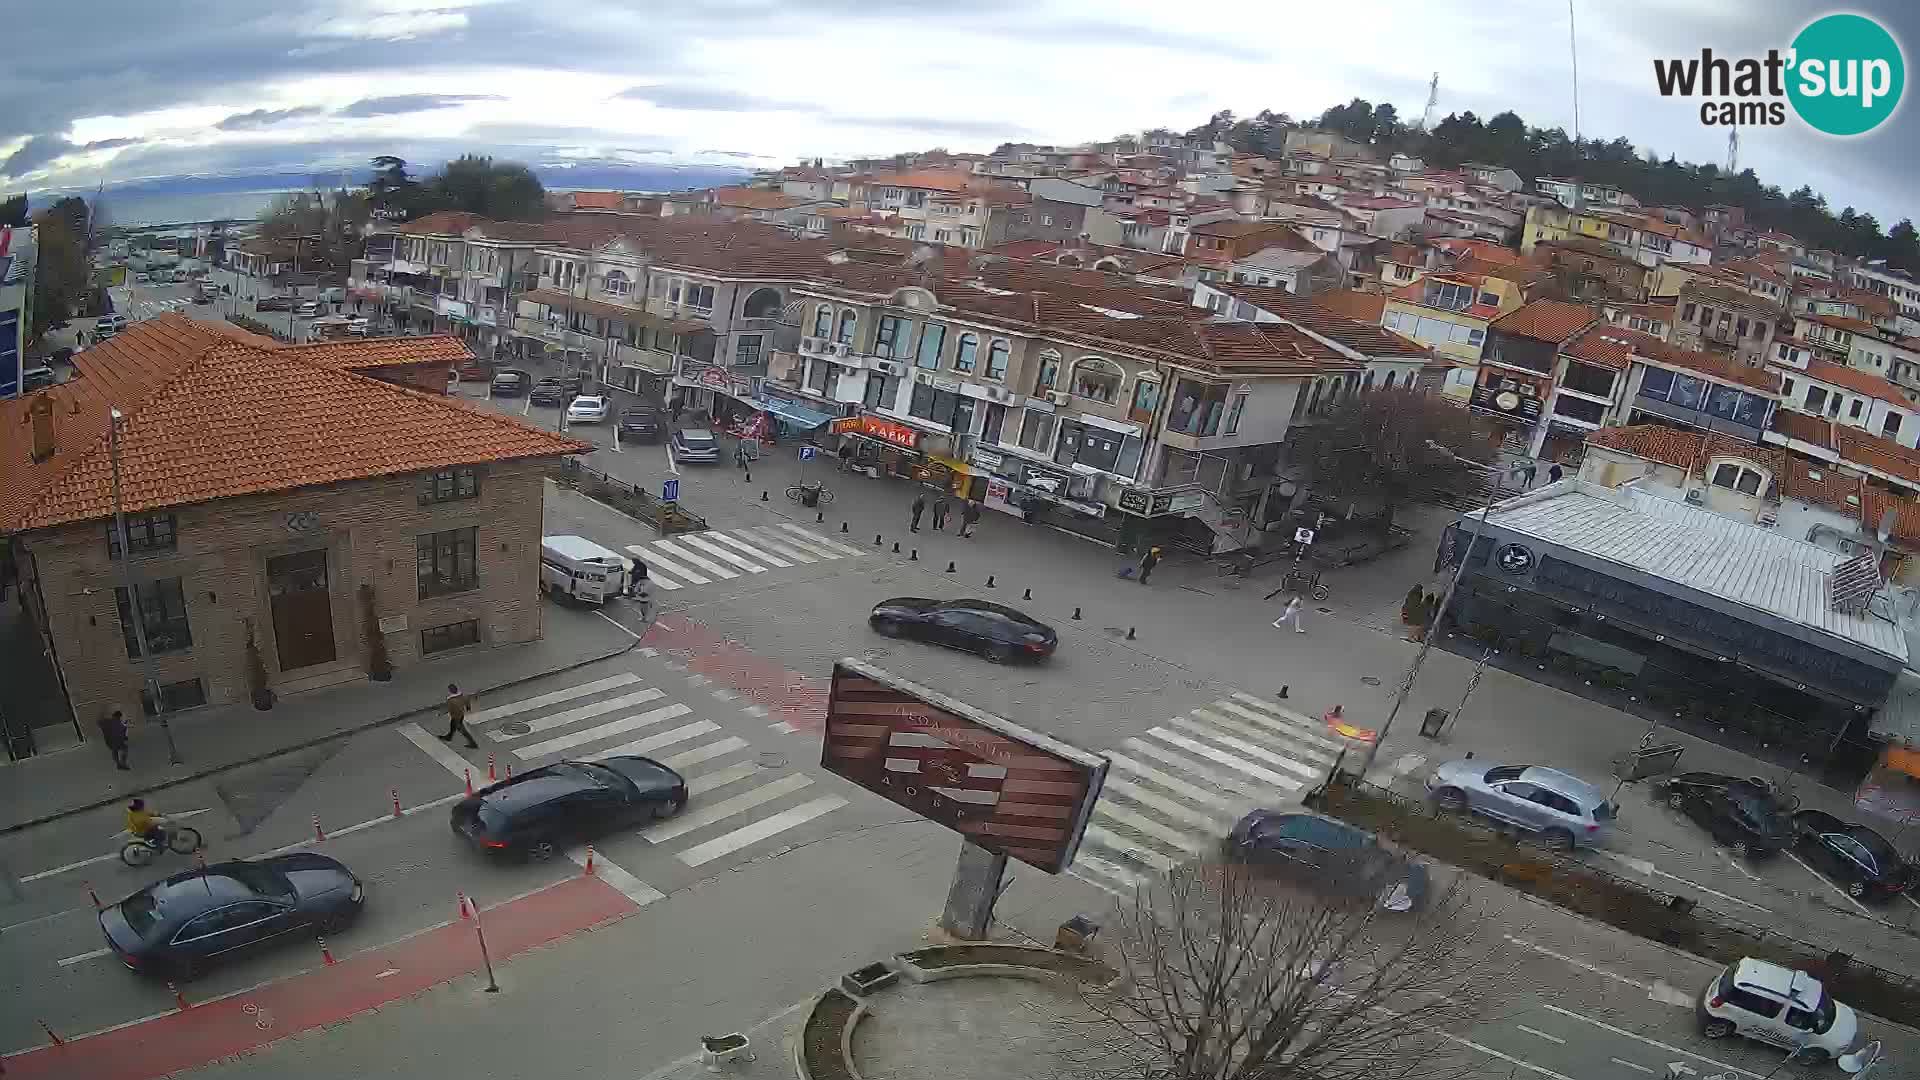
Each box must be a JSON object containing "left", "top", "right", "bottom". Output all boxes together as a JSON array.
[{"left": 1653, "top": 13, "right": 1905, "bottom": 136}]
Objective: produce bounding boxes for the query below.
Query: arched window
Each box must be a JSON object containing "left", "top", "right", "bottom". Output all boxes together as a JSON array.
[
  {"left": 1383, "top": 370, "right": 1398, "bottom": 390},
  {"left": 812, "top": 304, "right": 832, "bottom": 338},
  {"left": 954, "top": 334, "right": 979, "bottom": 373},
  {"left": 1071, "top": 357, "right": 1124, "bottom": 403},
  {"left": 1363, "top": 370, "right": 1376, "bottom": 391},
  {"left": 602, "top": 270, "right": 631, "bottom": 296},
  {"left": 836, "top": 309, "right": 857, "bottom": 344},
  {"left": 986, "top": 340, "right": 1010, "bottom": 380},
  {"left": 742, "top": 287, "right": 783, "bottom": 319},
  {"left": 1307, "top": 380, "right": 1323, "bottom": 412},
  {"left": 1033, "top": 348, "right": 1061, "bottom": 391},
  {"left": 1130, "top": 377, "right": 1162, "bottom": 417}
]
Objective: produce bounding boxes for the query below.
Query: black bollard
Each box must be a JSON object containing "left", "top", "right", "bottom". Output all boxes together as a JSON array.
[
  {"left": 1072, "top": 607, "right": 1083, "bottom": 620},
  {"left": 893, "top": 541, "right": 901, "bottom": 553},
  {"left": 841, "top": 521, "right": 849, "bottom": 533},
  {"left": 874, "top": 534, "right": 882, "bottom": 546},
  {"left": 910, "top": 549, "right": 918, "bottom": 561},
  {"left": 1278, "top": 685, "right": 1289, "bottom": 699},
  {"left": 745, "top": 470, "right": 752, "bottom": 484},
  {"left": 1127, "top": 627, "right": 1136, "bottom": 640},
  {"left": 982, "top": 572, "right": 991, "bottom": 584},
  {"left": 761, "top": 490, "right": 769, "bottom": 502},
  {"left": 1022, "top": 588, "right": 1032, "bottom": 600},
  {"left": 817, "top": 511, "right": 825, "bottom": 523}
]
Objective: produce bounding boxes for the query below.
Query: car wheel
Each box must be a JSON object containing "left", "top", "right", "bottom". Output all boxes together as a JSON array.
[
  {"left": 320, "top": 910, "right": 355, "bottom": 933},
  {"left": 1729, "top": 840, "right": 1749, "bottom": 859},
  {"left": 1847, "top": 880, "right": 1868, "bottom": 899},
  {"left": 1793, "top": 1047, "right": 1831, "bottom": 1065},
  {"left": 872, "top": 618, "right": 902, "bottom": 637},
  {"left": 655, "top": 796, "right": 685, "bottom": 819},
  {"left": 1666, "top": 792, "right": 1686, "bottom": 810},
  {"left": 1700, "top": 1017, "right": 1734, "bottom": 1040},
  {"left": 1543, "top": 828, "right": 1575, "bottom": 853},
  {"left": 1432, "top": 787, "right": 1468, "bottom": 814},
  {"left": 527, "top": 839, "right": 557, "bottom": 862},
  {"left": 986, "top": 643, "right": 1016, "bottom": 664}
]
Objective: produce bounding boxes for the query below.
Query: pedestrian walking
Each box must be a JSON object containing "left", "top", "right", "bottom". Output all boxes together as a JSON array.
[
  {"left": 1137, "top": 546, "right": 1163, "bottom": 584},
  {"left": 439, "top": 683, "right": 479, "bottom": 748},
  {"left": 910, "top": 492, "right": 927, "bottom": 533},
  {"left": 1526, "top": 463, "right": 1539, "bottom": 489},
  {"left": 931, "top": 495, "right": 952, "bottom": 531},
  {"left": 838, "top": 442, "right": 855, "bottom": 473},
  {"left": 1272, "top": 595, "right": 1306, "bottom": 634},
  {"left": 1548, "top": 462, "right": 1564, "bottom": 483},
  {"left": 958, "top": 500, "right": 982, "bottom": 537},
  {"left": 98, "top": 709, "right": 131, "bottom": 771}
]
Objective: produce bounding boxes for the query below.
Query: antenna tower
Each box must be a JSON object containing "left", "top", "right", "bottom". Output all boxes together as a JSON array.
[
  {"left": 1419, "top": 72, "right": 1439, "bottom": 131},
  {"left": 1726, "top": 128, "right": 1739, "bottom": 174}
]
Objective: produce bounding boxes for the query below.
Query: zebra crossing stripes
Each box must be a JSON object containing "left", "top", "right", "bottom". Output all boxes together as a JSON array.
[
  {"left": 651, "top": 538, "right": 739, "bottom": 580},
  {"left": 1066, "top": 693, "right": 1428, "bottom": 900},
  {"left": 466, "top": 673, "right": 643, "bottom": 726},
  {"left": 511, "top": 703, "right": 693, "bottom": 759},
  {"left": 678, "top": 534, "right": 769, "bottom": 573},
  {"left": 621, "top": 524, "right": 871, "bottom": 593},
  {"left": 481, "top": 687, "right": 665, "bottom": 741}
]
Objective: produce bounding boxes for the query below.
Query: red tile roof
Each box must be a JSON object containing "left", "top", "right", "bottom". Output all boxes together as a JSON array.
[
  {"left": 1767, "top": 407, "right": 1836, "bottom": 450},
  {"left": 1489, "top": 300, "right": 1598, "bottom": 344},
  {"left": 862, "top": 170, "right": 977, "bottom": 194},
  {"left": 1647, "top": 345, "right": 1781, "bottom": 392},
  {"left": 396, "top": 211, "right": 488, "bottom": 235},
  {"left": 279, "top": 336, "right": 473, "bottom": 371},
  {"left": 1314, "top": 289, "right": 1386, "bottom": 324},
  {"left": 1781, "top": 460, "right": 1864, "bottom": 515},
  {"left": 711, "top": 187, "right": 806, "bottom": 211},
  {"left": 1562, "top": 325, "right": 1667, "bottom": 371},
  {"left": 1218, "top": 287, "right": 1430, "bottom": 357},
  {"left": 1800, "top": 312, "right": 1882, "bottom": 336},
  {"left": 1584, "top": 424, "right": 1786, "bottom": 476},
  {"left": 569, "top": 191, "right": 624, "bottom": 210},
  {"left": 1800, "top": 359, "right": 1908, "bottom": 403},
  {"left": 1833, "top": 427, "right": 1920, "bottom": 487},
  {"left": 0, "top": 314, "right": 588, "bottom": 534}
]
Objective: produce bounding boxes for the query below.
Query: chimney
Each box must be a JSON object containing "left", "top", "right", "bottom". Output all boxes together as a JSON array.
[{"left": 27, "top": 394, "right": 55, "bottom": 462}]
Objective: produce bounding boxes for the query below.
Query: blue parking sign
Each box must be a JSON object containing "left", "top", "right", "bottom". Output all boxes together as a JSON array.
[
  {"left": 799, "top": 446, "right": 817, "bottom": 461},
  {"left": 662, "top": 478, "right": 680, "bottom": 503}
]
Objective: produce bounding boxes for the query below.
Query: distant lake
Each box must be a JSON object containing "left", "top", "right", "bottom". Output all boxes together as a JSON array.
[{"left": 110, "top": 190, "right": 297, "bottom": 228}]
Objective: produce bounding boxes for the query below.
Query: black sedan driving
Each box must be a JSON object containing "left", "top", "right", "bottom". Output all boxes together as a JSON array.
[
  {"left": 618, "top": 404, "right": 664, "bottom": 443},
  {"left": 1222, "top": 810, "right": 1429, "bottom": 912},
  {"left": 100, "top": 854, "right": 363, "bottom": 978},
  {"left": 1653, "top": 771, "right": 1793, "bottom": 858},
  {"left": 529, "top": 378, "right": 568, "bottom": 406},
  {"left": 868, "top": 598, "right": 1057, "bottom": 663},
  {"left": 451, "top": 757, "right": 688, "bottom": 861},
  {"left": 1791, "top": 810, "right": 1912, "bottom": 902}
]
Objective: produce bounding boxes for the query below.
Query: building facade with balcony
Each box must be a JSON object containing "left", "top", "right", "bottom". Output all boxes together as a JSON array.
[{"left": 1671, "top": 282, "right": 1782, "bottom": 365}]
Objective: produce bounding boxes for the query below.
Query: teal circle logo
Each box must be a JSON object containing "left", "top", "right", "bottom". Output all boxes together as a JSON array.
[{"left": 1787, "top": 13, "right": 1905, "bottom": 136}]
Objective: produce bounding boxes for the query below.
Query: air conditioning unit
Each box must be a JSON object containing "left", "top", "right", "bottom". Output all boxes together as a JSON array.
[
  {"left": 833, "top": 342, "right": 852, "bottom": 357},
  {"left": 1684, "top": 488, "right": 1705, "bottom": 505},
  {"left": 874, "top": 360, "right": 906, "bottom": 377},
  {"left": 982, "top": 385, "right": 1012, "bottom": 403},
  {"left": 1046, "top": 390, "right": 1071, "bottom": 406},
  {"left": 800, "top": 337, "right": 822, "bottom": 354}
]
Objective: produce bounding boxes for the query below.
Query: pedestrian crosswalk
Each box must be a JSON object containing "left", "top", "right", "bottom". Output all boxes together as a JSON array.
[
  {"left": 455, "top": 669, "right": 848, "bottom": 868},
  {"left": 1066, "top": 691, "right": 1429, "bottom": 899},
  {"left": 625, "top": 523, "right": 868, "bottom": 592}
]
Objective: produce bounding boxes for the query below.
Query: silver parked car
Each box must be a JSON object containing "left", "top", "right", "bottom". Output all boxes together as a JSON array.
[{"left": 1425, "top": 759, "right": 1615, "bottom": 851}]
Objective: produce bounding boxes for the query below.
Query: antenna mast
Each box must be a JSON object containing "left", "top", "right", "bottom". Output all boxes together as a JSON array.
[
  {"left": 1568, "top": 0, "right": 1582, "bottom": 143},
  {"left": 1419, "top": 72, "right": 1439, "bottom": 131},
  {"left": 1726, "top": 128, "right": 1739, "bottom": 173}
]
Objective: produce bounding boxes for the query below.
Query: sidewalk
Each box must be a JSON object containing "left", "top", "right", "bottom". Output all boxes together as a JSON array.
[{"left": 0, "top": 605, "right": 638, "bottom": 833}]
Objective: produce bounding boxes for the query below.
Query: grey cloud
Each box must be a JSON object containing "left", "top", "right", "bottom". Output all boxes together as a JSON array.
[
  {"left": 4, "top": 135, "right": 77, "bottom": 176},
  {"left": 830, "top": 114, "right": 1022, "bottom": 140},
  {"left": 217, "top": 105, "right": 327, "bottom": 131},
  {"left": 339, "top": 93, "right": 503, "bottom": 118},
  {"left": 617, "top": 84, "right": 816, "bottom": 113}
]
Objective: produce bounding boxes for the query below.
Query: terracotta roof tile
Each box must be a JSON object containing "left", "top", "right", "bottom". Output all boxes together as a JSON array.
[
  {"left": 711, "top": 186, "right": 807, "bottom": 211},
  {"left": 1767, "top": 408, "right": 1835, "bottom": 449},
  {"left": 1584, "top": 423, "right": 1786, "bottom": 476},
  {"left": 1313, "top": 289, "right": 1386, "bottom": 324},
  {"left": 396, "top": 211, "right": 489, "bottom": 235},
  {"left": 1562, "top": 325, "right": 1666, "bottom": 370},
  {"left": 1800, "top": 359, "right": 1907, "bottom": 403},
  {"left": 1834, "top": 427, "right": 1920, "bottom": 486},
  {"left": 861, "top": 170, "right": 978, "bottom": 194},
  {"left": 0, "top": 314, "right": 587, "bottom": 534},
  {"left": 279, "top": 336, "right": 472, "bottom": 371},
  {"left": 1781, "top": 460, "right": 1864, "bottom": 515},
  {"left": 1861, "top": 486, "right": 1920, "bottom": 545},
  {"left": 1646, "top": 345, "right": 1781, "bottom": 392},
  {"left": 1218, "top": 287, "right": 1429, "bottom": 357},
  {"left": 569, "top": 191, "right": 624, "bottom": 210},
  {"left": 1800, "top": 312, "right": 1882, "bottom": 336},
  {"left": 1489, "top": 299, "right": 1599, "bottom": 344}
]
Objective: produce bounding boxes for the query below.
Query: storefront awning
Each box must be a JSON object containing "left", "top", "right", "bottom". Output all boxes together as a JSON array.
[{"left": 755, "top": 396, "right": 834, "bottom": 430}]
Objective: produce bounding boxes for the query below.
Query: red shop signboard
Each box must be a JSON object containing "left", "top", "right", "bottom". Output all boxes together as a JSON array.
[{"left": 844, "top": 415, "right": 921, "bottom": 450}]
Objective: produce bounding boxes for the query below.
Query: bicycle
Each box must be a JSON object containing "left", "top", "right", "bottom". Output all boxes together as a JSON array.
[
  {"left": 786, "top": 482, "right": 835, "bottom": 505},
  {"left": 121, "top": 822, "right": 204, "bottom": 867}
]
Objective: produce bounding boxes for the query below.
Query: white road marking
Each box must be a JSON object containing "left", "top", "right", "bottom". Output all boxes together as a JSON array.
[
  {"left": 699, "top": 530, "right": 792, "bottom": 568},
  {"left": 1083, "top": 824, "right": 1174, "bottom": 870},
  {"left": 56, "top": 947, "right": 111, "bottom": 967},
  {"left": 683, "top": 761, "right": 764, "bottom": 796},
  {"left": 647, "top": 774, "right": 815, "bottom": 841},
  {"left": 675, "top": 796, "right": 847, "bottom": 866},
  {"left": 1092, "top": 802, "right": 1209, "bottom": 856},
  {"left": 1505, "top": 936, "right": 1650, "bottom": 990},
  {"left": 597, "top": 610, "right": 643, "bottom": 640},
  {"left": 466, "top": 673, "right": 643, "bottom": 726},
  {"left": 640, "top": 572, "right": 684, "bottom": 591},
  {"left": 679, "top": 533, "right": 769, "bottom": 573},
  {"left": 1122, "top": 740, "right": 1264, "bottom": 798},
  {"left": 1514, "top": 1025, "right": 1565, "bottom": 1045},
  {"left": 1105, "top": 753, "right": 1241, "bottom": 812},
  {"left": 663, "top": 444, "right": 679, "bottom": 475},
  {"left": 628, "top": 545, "right": 711, "bottom": 585},
  {"left": 1592, "top": 851, "right": 1771, "bottom": 913},
  {"left": 1189, "top": 708, "right": 1336, "bottom": 765},
  {"left": 581, "top": 720, "right": 720, "bottom": 762},
  {"left": 22, "top": 850, "right": 124, "bottom": 883},
  {"left": 1610, "top": 1059, "right": 1656, "bottom": 1075},
  {"left": 1713, "top": 845, "right": 1762, "bottom": 882},
  {"left": 262, "top": 791, "right": 468, "bottom": 855},
  {"left": 1904, "top": 891, "right": 1920, "bottom": 912},
  {"left": 776, "top": 523, "right": 867, "bottom": 558},
  {"left": 1781, "top": 849, "right": 1878, "bottom": 917},
  {"left": 1143, "top": 729, "right": 1302, "bottom": 789},
  {"left": 661, "top": 737, "right": 750, "bottom": 771},
  {"left": 736, "top": 526, "right": 819, "bottom": 563},
  {"left": 650, "top": 538, "right": 738, "bottom": 579},
  {"left": 1215, "top": 699, "right": 1346, "bottom": 752},
  {"left": 1538, "top": 1005, "right": 1762, "bottom": 1080},
  {"left": 1069, "top": 854, "right": 1142, "bottom": 898},
  {"left": 756, "top": 526, "right": 844, "bottom": 560},
  {"left": 1101, "top": 775, "right": 1232, "bottom": 832},
  {"left": 515, "top": 704, "right": 696, "bottom": 759},
  {"left": 483, "top": 688, "right": 665, "bottom": 741},
  {"left": 1166, "top": 716, "right": 1323, "bottom": 780}
]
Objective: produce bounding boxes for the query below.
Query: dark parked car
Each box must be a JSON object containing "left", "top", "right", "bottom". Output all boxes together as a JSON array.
[
  {"left": 255, "top": 295, "right": 294, "bottom": 312},
  {"left": 670, "top": 427, "right": 721, "bottom": 464},
  {"left": 868, "top": 598, "right": 1058, "bottom": 663},
  {"left": 489, "top": 369, "right": 531, "bottom": 396},
  {"left": 1223, "top": 810, "right": 1429, "bottom": 911},
  {"left": 617, "top": 404, "right": 664, "bottom": 442},
  {"left": 560, "top": 372, "right": 588, "bottom": 396},
  {"left": 99, "top": 854, "right": 363, "bottom": 978},
  {"left": 529, "top": 378, "right": 569, "bottom": 406},
  {"left": 1791, "top": 809, "right": 1912, "bottom": 902},
  {"left": 1653, "top": 772, "right": 1793, "bottom": 859},
  {"left": 451, "top": 757, "right": 688, "bottom": 861}
]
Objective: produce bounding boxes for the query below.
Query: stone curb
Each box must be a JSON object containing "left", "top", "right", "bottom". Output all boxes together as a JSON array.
[{"left": 0, "top": 635, "right": 643, "bottom": 836}]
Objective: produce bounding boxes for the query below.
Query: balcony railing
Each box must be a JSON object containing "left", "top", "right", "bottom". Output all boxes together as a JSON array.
[{"left": 734, "top": 317, "right": 783, "bottom": 332}]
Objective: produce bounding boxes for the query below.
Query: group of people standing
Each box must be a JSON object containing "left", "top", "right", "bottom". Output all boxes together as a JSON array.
[{"left": 909, "top": 492, "right": 983, "bottom": 537}]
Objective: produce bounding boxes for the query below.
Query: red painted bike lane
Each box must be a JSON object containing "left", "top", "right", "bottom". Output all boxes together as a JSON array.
[
  {"left": 648, "top": 616, "right": 830, "bottom": 732},
  {"left": 4, "top": 875, "right": 638, "bottom": 1080}
]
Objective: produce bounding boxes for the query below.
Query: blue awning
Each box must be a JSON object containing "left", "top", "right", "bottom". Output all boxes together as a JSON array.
[{"left": 755, "top": 395, "right": 834, "bottom": 430}]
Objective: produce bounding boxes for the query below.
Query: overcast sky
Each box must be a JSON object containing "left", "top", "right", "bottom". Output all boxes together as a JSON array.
[{"left": 1, "top": 0, "right": 1914, "bottom": 224}]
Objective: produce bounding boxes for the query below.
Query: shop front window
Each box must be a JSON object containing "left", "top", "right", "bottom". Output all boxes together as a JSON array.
[{"left": 1018, "top": 409, "right": 1055, "bottom": 453}]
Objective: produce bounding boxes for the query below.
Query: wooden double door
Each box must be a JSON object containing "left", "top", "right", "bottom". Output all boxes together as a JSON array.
[{"left": 267, "top": 549, "right": 336, "bottom": 671}]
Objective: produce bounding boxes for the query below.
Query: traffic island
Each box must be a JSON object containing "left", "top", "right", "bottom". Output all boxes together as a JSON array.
[{"left": 794, "top": 946, "right": 1117, "bottom": 1080}]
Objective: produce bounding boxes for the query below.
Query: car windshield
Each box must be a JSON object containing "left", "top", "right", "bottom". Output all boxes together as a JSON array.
[
  {"left": 569, "top": 762, "right": 624, "bottom": 789},
  {"left": 1484, "top": 765, "right": 1527, "bottom": 784},
  {"left": 1847, "top": 827, "right": 1898, "bottom": 871},
  {"left": 222, "top": 863, "right": 295, "bottom": 900},
  {"left": 121, "top": 889, "right": 163, "bottom": 935}
]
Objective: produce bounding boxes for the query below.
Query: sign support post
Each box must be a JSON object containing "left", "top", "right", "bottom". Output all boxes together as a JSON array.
[{"left": 941, "top": 840, "right": 1008, "bottom": 940}]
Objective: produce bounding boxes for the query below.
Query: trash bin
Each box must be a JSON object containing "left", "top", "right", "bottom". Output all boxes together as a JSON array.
[
  {"left": 1419, "top": 708, "right": 1448, "bottom": 738},
  {"left": 1616, "top": 742, "right": 1685, "bottom": 780},
  {"left": 1056, "top": 914, "right": 1100, "bottom": 953}
]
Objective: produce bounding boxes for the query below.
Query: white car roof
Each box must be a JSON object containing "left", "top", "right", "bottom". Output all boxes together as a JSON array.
[
  {"left": 541, "top": 534, "right": 624, "bottom": 563},
  {"left": 1732, "top": 957, "right": 1822, "bottom": 1006}
]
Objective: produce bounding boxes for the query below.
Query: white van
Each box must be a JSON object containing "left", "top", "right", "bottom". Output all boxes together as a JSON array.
[{"left": 540, "top": 535, "right": 630, "bottom": 604}]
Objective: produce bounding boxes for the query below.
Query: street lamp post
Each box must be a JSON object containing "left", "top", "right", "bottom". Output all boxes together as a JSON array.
[
  {"left": 1358, "top": 445, "right": 1505, "bottom": 779},
  {"left": 108, "top": 408, "right": 183, "bottom": 766}
]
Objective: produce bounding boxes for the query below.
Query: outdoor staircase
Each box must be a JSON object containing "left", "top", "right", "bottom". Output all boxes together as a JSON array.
[{"left": 273, "top": 658, "right": 367, "bottom": 697}]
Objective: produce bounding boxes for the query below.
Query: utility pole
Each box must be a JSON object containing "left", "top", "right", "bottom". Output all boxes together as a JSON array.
[{"left": 109, "top": 408, "right": 182, "bottom": 766}]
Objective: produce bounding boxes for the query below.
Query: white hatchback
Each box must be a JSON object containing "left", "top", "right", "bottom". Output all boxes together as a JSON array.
[
  {"left": 1698, "top": 958, "right": 1858, "bottom": 1063},
  {"left": 565, "top": 395, "right": 610, "bottom": 423}
]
